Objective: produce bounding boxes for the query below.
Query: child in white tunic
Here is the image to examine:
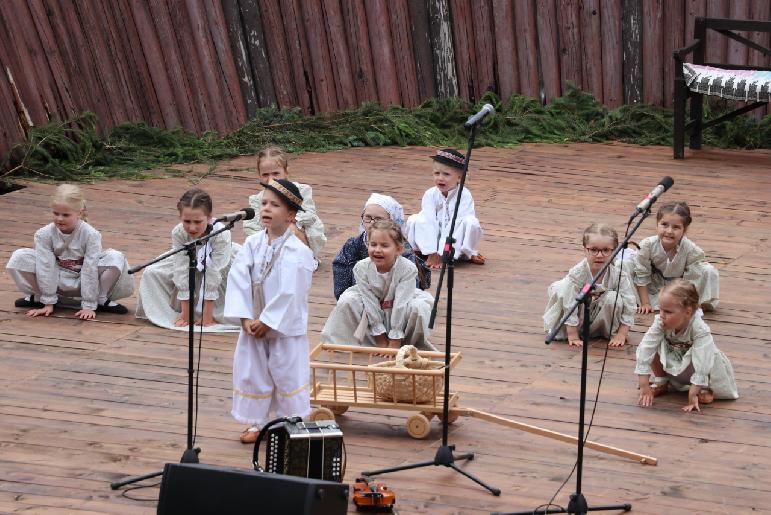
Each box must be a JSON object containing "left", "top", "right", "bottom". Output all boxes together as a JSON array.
[
  {"left": 404, "top": 148, "right": 484, "bottom": 269},
  {"left": 322, "top": 220, "right": 435, "bottom": 352},
  {"left": 636, "top": 279, "right": 738, "bottom": 412},
  {"left": 135, "top": 188, "right": 240, "bottom": 330},
  {"left": 634, "top": 201, "right": 719, "bottom": 313},
  {"left": 543, "top": 223, "right": 636, "bottom": 348},
  {"left": 242, "top": 146, "right": 326, "bottom": 258},
  {"left": 225, "top": 179, "right": 316, "bottom": 444},
  {"left": 6, "top": 184, "right": 133, "bottom": 319}
]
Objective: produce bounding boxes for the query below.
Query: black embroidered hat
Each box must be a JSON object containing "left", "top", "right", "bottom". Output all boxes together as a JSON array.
[
  {"left": 431, "top": 148, "right": 466, "bottom": 170},
  {"left": 260, "top": 178, "right": 305, "bottom": 211}
]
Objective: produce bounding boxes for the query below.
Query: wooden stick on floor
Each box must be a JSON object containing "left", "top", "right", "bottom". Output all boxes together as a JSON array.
[{"left": 461, "top": 408, "right": 658, "bottom": 466}]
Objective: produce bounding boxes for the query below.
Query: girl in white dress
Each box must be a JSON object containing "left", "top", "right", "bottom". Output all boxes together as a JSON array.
[
  {"left": 543, "top": 223, "right": 636, "bottom": 348},
  {"left": 636, "top": 279, "right": 738, "bottom": 412},
  {"left": 242, "top": 146, "right": 326, "bottom": 258},
  {"left": 6, "top": 184, "right": 133, "bottom": 319},
  {"left": 634, "top": 201, "right": 719, "bottom": 313},
  {"left": 322, "top": 220, "right": 435, "bottom": 352},
  {"left": 135, "top": 188, "right": 240, "bottom": 330},
  {"left": 404, "top": 148, "right": 484, "bottom": 269},
  {"left": 225, "top": 179, "right": 316, "bottom": 443}
]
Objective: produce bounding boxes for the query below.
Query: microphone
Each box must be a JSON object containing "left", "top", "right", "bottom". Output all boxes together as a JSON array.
[
  {"left": 464, "top": 103, "right": 495, "bottom": 128},
  {"left": 629, "top": 177, "right": 674, "bottom": 220},
  {"left": 214, "top": 208, "right": 256, "bottom": 223}
]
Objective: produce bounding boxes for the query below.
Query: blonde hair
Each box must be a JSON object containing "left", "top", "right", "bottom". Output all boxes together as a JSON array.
[
  {"left": 661, "top": 279, "right": 699, "bottom": 310},
  {"left": 257, "top": 146, "right": 289, "bottom": 175},
  {"left": 657, "top": 201, "right": 692, "bottom": 227},
  {"left": 52, "top": 184, "right": 87, "bottom": 221},
  {"left": 582, "top": 222, "right": 618, "bottom": 248},
  {"left": 367, "top": 220, "right": 405, "bottom": 247}
]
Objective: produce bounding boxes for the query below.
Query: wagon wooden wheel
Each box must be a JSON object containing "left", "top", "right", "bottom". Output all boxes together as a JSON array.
[
  {"left": 406, "top": 413, "right": 431, "bottom": 439},
  {"left": 309, "top": 407, "right": 335, "bottom": 422}
]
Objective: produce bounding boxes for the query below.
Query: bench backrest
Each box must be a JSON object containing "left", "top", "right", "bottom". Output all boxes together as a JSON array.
[{"left": 692, "top": 17, "right": 771, "bottom": 71}]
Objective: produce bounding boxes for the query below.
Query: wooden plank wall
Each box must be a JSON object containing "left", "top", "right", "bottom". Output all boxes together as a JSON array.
[{"left": 1, "top": 0, "right": 770, "bottom": 158}]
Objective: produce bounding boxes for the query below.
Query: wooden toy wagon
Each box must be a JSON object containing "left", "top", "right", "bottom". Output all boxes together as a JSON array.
[
  {"left": 308, "top": 343, "right": 659, "bottom": 466},
  {"left": 308, "top": 343, "right": 460, "bottom": 439}
]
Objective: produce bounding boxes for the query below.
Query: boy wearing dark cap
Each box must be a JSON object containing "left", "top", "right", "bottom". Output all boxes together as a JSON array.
[
  {"left": 225, "top": 179, "right": 317, "bottom": 443},
  {"left": 404, "top": 149, "right": 484, "bottom": 269}
]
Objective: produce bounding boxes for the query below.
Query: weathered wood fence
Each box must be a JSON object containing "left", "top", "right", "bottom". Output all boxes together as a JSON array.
[{"left": 1, "top": 0, "right": 769, "bottom": 158}]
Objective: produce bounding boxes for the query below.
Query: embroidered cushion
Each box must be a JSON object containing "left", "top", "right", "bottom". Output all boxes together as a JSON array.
[{"left": 683, "top": 63, "right": 771, "bottom": 103}]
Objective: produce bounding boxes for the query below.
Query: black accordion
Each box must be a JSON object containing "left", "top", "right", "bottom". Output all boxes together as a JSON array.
[{"left": 257, "top": 419, "right": 344, "bottom": 483}]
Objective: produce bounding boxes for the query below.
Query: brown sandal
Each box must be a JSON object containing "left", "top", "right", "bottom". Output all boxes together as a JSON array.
[
  {"left": 650, "top": 380, "right": 669, "bottom": 397},
  {"left": 468, "top": 254, "right": 485, "bottom": 265},
  {"left": 239, "top": 427, "right": 260, "bottom": 444}
]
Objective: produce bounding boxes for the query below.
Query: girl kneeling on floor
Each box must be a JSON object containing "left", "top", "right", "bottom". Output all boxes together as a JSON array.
[{"left": 636, "top": 279, "right": 738, "bottom": 412}]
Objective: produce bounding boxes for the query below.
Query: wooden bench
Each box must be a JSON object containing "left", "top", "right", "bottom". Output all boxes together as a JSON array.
[{"left": 673, "top": 17, "right": 771, "bottom": 159}]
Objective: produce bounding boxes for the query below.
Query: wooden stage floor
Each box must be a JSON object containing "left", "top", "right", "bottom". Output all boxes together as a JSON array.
[{"left": 1, "top": 143, "right": 769, "bottom": 514}]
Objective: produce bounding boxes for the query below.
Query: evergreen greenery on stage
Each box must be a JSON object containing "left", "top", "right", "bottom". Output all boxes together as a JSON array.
[{"left": 3, "top": 85, "right": 770, "bottom": 183}]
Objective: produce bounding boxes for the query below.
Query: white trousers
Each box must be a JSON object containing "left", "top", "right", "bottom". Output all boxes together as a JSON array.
[
  {"left": 231, "top": 332, "right": 311, "bottom": 426},
  {"left": 404, "top": 213, "right": 481, "bottom": 259}
]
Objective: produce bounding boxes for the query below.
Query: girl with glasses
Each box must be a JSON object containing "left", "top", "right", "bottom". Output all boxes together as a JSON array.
[
  {"left": 331, "top": 193, "right": 430, "bottom": 299},
  {"left": 543, "top": 223, "right": 637, "bottom": 348}
]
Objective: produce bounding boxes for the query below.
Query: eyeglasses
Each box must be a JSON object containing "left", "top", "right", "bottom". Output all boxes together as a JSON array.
[
  {"left": 362, "top": 215, "right": 385, "bottom": 224},
  {"left": 585, "top": 247, "right": 614, "bottom": 256}
]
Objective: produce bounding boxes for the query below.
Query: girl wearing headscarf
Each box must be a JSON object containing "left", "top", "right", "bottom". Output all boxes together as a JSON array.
[{"left": 332, "top": 193, "right": 430, "bottom": 299}]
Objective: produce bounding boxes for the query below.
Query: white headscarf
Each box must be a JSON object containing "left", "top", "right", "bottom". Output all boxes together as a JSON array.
[{"left": 359, "top": 193, "right": 405, "bottom": 234}]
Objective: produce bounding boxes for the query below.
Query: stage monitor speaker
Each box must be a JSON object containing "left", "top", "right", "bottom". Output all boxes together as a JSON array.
[{"left": 156, "top": 462, "right": 349, "bottom": 515}]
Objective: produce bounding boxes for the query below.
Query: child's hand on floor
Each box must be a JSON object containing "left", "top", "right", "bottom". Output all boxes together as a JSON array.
[
  {"left": 426, "top": 253, "right": 442, "bottom": 270},
  {"left": 608, "top": 333, "right": 626, "bottom": 348},
  {"left": 27, "top": 305, "right": 54, "bottom": 318},
  {"left": 638, "top": 386, "right": 654, "bottom": 407},
  {"left": 75, "top": 308, "right": 96, "bottom": 320},
  {"left": 637, "top": 303, "right": 654, "bottom": 314}
]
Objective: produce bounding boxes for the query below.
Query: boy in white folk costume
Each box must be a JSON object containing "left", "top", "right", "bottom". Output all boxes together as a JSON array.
[
  {"left": 322, "top": 220, "right": 435, "bottom": 352},
  {"left": 7, "top": 184, "right": 133, "bottom": 319},
  {"left": 243, "top": 146, "right": 326, "bottom": 259},
  {"left": 135, "top": 188, "right": 240, "bottom": 331},
  {"left": 404, "top": 148, "right": 484, "bottom": 269},
  {"left": 225, "top": 179, "right": 316, "bottom": 444}
]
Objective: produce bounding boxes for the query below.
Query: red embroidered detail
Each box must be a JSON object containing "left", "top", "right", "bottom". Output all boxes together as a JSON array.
[
  {"left": 57, "top": 258, "right": 84, "bottom": 270},
  {"left": 380, "top": 299, "right": 393, "bottom": 309}
]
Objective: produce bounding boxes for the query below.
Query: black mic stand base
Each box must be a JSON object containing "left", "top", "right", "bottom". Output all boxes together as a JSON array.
[
  {"left": 109, "top": 447, "right": 200, "bottom": 490},
  {"left": 499, "top": 493, "right": 630, "bottom": 514},
  {"left": 362, "top": 444, "right": 501, "bottom": 496}
]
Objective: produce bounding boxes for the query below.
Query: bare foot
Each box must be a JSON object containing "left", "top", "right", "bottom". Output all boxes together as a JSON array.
[{"left": 608, "top": 334, "right": 626, "bottom": 348}]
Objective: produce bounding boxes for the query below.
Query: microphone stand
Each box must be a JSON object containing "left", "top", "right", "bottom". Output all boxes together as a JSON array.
[
  {"left": 498, "top": 213, "right": 650, "bottom": 515},
  {"left": 362, "top": 124, "right": 501, "bottom": 496},
  {"left": 110, "top": 222, "right": 236, "bottom": 489}
]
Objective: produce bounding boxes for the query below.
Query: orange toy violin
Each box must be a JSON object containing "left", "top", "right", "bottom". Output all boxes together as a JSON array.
[{"left": 352, "top": 476, "right": 395, "bottom": 512}]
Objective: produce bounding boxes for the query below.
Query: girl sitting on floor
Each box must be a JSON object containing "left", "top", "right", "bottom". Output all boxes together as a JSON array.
[
  {"left": 634, "top": 201, "right": 719, "bottom": 313},
  {"left": 636, "top": 279, "right": 738, "bottom": 412},
  {"left": 322, "top": 220, "right": 435, "bottom": 351},
  {"left": 136, "top": 188, "right": 240, "bottom": 330},
  {"left": 6, "top": 184, "right": 133, "bottom": 319},
  {"left": 543, "top": 223, "right": 636, "bottom": 348},
  {"left": 332, "top": 193, "right": 430, "bottom": 299},
  {"left": 243, "top": 146, "right": 326, "bottom": 259}
]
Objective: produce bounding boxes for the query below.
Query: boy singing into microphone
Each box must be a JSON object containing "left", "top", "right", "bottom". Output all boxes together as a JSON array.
[
  {"left": 225, "top": 179, "right": 317, "bottom": 443},
  {"left": 404, "top": 148, "right": 484, "bottom": 269}
]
